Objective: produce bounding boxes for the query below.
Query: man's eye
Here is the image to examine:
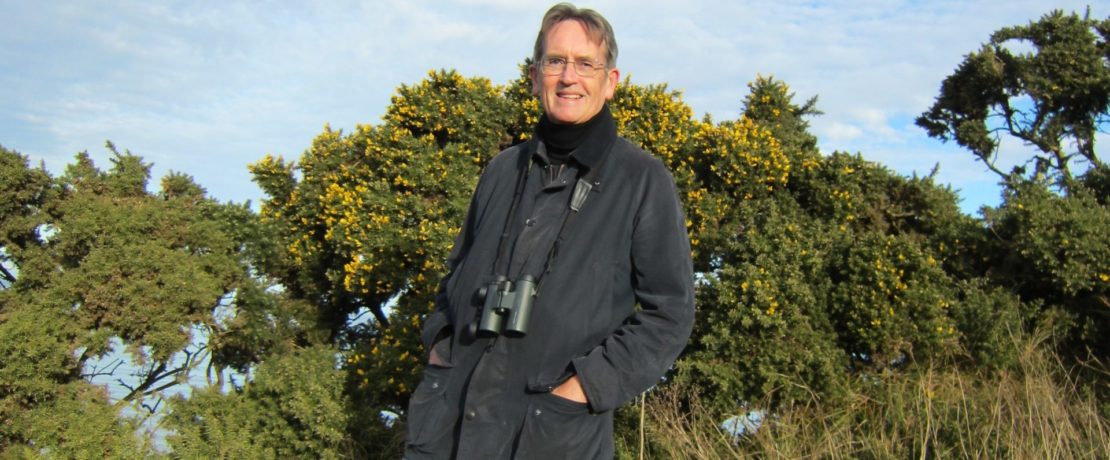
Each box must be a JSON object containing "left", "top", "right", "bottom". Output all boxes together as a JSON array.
[{"left": 546, "top": 58, "right": 566, "bottom": 66}]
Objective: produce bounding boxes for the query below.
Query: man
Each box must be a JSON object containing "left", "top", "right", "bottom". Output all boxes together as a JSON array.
[{"left": 405, "top": 3, "right": 694, "bottom": 458}]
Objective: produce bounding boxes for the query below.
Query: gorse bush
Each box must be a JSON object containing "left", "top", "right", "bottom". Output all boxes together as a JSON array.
[
  {"left": 681, "top": 196, "right": 845, "bottom": 408},
  {"left": 243, "top": 63, "right": 1005, "bottom": 450},
  {"left": 981, "top": 177, "right": 1110, "bottom": 359}
]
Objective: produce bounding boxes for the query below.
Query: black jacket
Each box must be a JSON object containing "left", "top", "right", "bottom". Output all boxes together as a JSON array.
[{"left": 405, "top": 129, "right": 695, "bottom": 459}]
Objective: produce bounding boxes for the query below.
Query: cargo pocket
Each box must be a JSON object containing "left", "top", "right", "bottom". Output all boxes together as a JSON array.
[
  {"left": 515, "top": 392, "right": 602, "bottom": 458},
  {"left": 405, "top": 365, "right": 452, "bottom": 447}
]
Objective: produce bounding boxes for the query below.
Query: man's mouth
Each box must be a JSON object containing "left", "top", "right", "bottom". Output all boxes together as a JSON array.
[{"left": 557, "top": 93, "right": 583, "bottom": 100}]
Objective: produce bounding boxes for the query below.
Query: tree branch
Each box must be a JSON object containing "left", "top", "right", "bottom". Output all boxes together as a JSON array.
[
  {"left": 118, "top": 361, "right": 168, "bottom": 405},
  {"left": 140, "top": 397, "right": 163, "bottom": 415},
  {"left": 371, "top": 305, "right": 390, "bottom": 329},
  {"left": 115, "top": 344, "right": 209, "bottom": 408},
  {"left": 81, "top": 358, "right": 125, "bottom": 379},
  {"left": 973, "top": 147, "right": 1010, "bottom": 179},
  {"left": 0, "top": 261, "right": 16, "bottom": 285}
]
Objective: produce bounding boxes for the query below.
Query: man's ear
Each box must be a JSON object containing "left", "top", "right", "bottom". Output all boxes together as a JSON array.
[
  {"left": 530, "top": 64, "right": 540, "bottom": 96},
  {"left": 604, "top": 67, "right": 620, "bottom": 100}
]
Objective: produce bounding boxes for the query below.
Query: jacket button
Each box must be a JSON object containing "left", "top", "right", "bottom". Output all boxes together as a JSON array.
[
  {"left": 534, "top": 409, "right": 542, "bottom": 416},
  {"left": 466, "top": 410, "right": 477, "bottom": 420},
  {"left": 525, "top": 218, "right": 536, "bottom": 226}
]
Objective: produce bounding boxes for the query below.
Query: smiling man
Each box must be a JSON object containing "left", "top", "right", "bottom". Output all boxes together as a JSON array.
[{"left": 403, "top": 3, "right": 694, "bottom": 459}]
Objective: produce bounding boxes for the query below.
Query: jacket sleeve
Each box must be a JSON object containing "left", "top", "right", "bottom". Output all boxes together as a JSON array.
[
  {"left": 420, "top": 167, "right": 488, "bottom": 353},
  {"left": 571, "top": 163, "right": 695, "bottom": 412}
]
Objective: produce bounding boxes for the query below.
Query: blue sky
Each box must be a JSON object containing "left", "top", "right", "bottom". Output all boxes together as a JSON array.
[{"left": 1, "top": 0, "right": 1103, "bottom": 215}]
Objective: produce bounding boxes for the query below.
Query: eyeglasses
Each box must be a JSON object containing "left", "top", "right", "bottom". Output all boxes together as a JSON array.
[{"left": 539, "top": 57, "right": 607, "bottom": 77}]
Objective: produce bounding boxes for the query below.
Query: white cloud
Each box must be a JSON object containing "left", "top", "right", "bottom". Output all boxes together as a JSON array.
[
  {"left": 450, "top": 0, "right": 540, "bottom": 9},
  {"left": 822, "top": 122, "right": 864, "bottom": 144},
  {"left": 1, "top": 0, "right": 1102, "bottom": 210}
]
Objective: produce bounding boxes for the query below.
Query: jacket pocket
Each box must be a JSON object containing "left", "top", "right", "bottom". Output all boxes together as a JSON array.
[
  {"left": 405, "top": 365, "right": 453, "bottom": 447},
  {"left": 515, "top": 392, "right": 604, "bottom": 459}
]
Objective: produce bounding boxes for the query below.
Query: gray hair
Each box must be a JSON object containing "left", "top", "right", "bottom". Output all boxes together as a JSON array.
[{"left": 532, "top": 3, "right": 618, "bottom": 68}]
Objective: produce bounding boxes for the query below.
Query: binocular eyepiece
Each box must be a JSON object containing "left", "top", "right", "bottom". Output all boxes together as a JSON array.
[{"left": 470, "top": 275, "right": 537, "bottom": 338}]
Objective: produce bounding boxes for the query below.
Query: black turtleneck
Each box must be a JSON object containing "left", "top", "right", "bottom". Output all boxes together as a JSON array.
[{"left": 535, "top": 104, "right": 616, "bottom": 166}]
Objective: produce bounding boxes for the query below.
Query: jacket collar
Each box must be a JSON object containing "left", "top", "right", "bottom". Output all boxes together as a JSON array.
[{"left": 533, "top": 104, "right": 616, "bottom": 171}]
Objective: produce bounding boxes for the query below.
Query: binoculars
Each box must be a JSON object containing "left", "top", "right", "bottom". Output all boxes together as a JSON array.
[{"left": 470, "top": 275, "right": 537, "bottom": 338}]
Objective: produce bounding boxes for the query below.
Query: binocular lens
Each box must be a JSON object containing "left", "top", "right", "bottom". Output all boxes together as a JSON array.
[{"left": 474, "top": 275, "right": 537, "bottom": 338}]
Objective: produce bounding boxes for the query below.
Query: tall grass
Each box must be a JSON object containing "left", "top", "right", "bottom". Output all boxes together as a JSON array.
[{"left": 625, "top": 333, "right": 1109, "bottom": 459}]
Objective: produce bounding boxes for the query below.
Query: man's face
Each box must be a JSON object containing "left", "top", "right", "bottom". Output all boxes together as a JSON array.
[{"left": 531, "top": 20, "right": 620, "bottom": 125}]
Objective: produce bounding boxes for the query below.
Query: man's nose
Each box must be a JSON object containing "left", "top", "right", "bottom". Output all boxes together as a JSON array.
[{"left": 558, "top": 62, "right": 578, "bottom": 82}]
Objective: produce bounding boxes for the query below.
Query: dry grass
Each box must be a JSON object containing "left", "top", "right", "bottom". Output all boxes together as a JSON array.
[{"left": 626, "top": 334, "right": 1110, "bottom": 459}]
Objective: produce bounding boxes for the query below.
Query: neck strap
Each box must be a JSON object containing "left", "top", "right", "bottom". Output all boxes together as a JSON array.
[{"left": 489, "top": 137, "right": 614, "bottom": 290}]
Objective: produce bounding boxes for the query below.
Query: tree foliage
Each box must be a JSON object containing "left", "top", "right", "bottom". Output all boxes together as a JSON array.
[
  {"left": 978, "top": 178, "right": 1110, "bottom": 359},
  {"left": 166, "top": 346, "right": 353, "bottom": 459},
  {"left": 0, "top": 144, "right": 317, "bottom": 455},
  {"left": 919, "top": 9, "right": 1110, "bottom": 362},
  {"left": 916, "top": 9, "right": 1109, "bottom": 188}
]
